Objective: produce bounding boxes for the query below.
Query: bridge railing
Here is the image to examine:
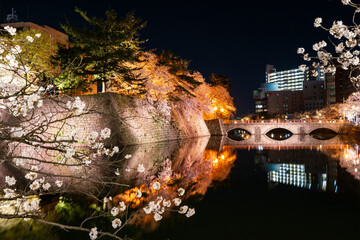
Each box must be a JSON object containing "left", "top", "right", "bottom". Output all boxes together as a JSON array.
[{"left": 222, "top": 119, "right": 352, "bottom": 124}]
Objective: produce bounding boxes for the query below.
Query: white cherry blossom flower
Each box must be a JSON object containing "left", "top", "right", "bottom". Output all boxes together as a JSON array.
[
  {"left": 124, "top": 154, "right": 132, "bottom": 159},
  {"left": 113, "top": 146, "right": 119, "bottom": 153},
  {"left": 178, "top": 188, "right": 185, "bottom": 196},
  {"left": 314, "top": 17, "right": 322, "bottom": 28},
  {"left": 303, "top": 54, "right": 311, "bottom": 61},
  {"left": 5, "top": 176, "right": 16, "bottom": 186},
  {"left": 4, "top": 26, "right": 16, "bottom": 35},
  {"left": 186, "top": 208, "right": 195, "bottom": 217},
  {"left": 135, "top": 190, "right": 142, "bottom": 198},
  {"left": 137, "top": 163, "right": 145, "bottom": 173},
  {"left": 42, "top": 182, "right": 51, "bottom": 191},
  {"left": 179, "top": 205, "right": 188, "bottom": 214},
  {"left": 297, "top": 48, "right": 305, "bottom": 54},
  {"left": 111, "top": 207, "right": 119, "bottom": 216},
  {"left": 119, "top": 201, "right": 126, "bottom": 211},
  {"left": 100, "top": 128, "right": 111, "bottom": 139},
  {"left": 35, "top": 33, "right": 41, "bottom": 38},
  {"left": 4, "top": 188, "right": 16, "bottom": 198},
  {"left": 26, "top": 36, "right": 34, "bottom": 42},
  {"left": 152, "top": 182, "right": 161, "bottom": 190},
  {"left": 163, "top": 199, "right": 171, "bottom": 207},
  {"left": 154, "top": 212, "right": 162, "bottom": 221},
  {"left": 30, "top": 180, "right": 40, "bottom": 191},
  {"left": 55, "top": 180, "right": 63, "bottom": 187},
  {"left": 89, "top": 227, "right": 98, "bottom": 240},
  {"left": 143, "top": 205, "right": 152, "bottom": 214},
  {"left": 172, "top": 198, "right": 182, "bottom": 206},
  {"left": 112, "top": 218, "right": 122, "bottom": 228}
]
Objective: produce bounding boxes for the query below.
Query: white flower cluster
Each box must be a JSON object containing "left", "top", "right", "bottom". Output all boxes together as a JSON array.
[
  {"left": 141, "top": 184, "right": 195, "bottom": 221},
  {"left": 298, "top": 1, "right": 360, "bottom": 86},
  {"left": 5, "top": 176, "right": 16, "bottom": 186},
  {"left": 89, "top": 227, "right": 98, "bottom": 240},
  {"left": 4, "top": 26, "right": 16, "bottom": 35},
  {"left": 110, "top": 201, "right": 127, "bottom": 217},
  {"left": 66, "top": 97, "right": 86, "bottom": 115}
]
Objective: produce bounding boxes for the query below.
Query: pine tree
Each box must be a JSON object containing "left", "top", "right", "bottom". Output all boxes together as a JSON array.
[{"left": 54, "top": 8, "right": 146, "bottom": 93}]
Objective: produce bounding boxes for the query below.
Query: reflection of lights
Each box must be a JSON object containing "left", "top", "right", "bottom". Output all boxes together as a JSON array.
[
  {"left": 221, "top": 155, "right": 225, "bottom": 160},
  {"left": 220, "top": 108, "right": 224, "bottom": 112},
  {"left": 214, "top": 107, "right": 218, "bottom": 111},
  {"left": 355, "top": 168, "right": 358, "bottom": 173}
]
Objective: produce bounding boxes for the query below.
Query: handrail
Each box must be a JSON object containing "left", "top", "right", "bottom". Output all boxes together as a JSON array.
[{"left": 222, "top": 119, "right": 352, "bottom": 124}]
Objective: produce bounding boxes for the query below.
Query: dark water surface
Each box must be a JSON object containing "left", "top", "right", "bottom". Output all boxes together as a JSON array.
[
  {"left": 2, "top": 137, "right": 360, "bottom": 240},
  {"left": 126, "top": 140, "right": 360, "bottom": 240}
]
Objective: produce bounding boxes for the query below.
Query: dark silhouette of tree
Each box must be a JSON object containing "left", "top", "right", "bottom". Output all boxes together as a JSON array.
[
  {"left": 156, "top": 51, "right": 203, "bottom": 101},
  {"left": 209, "top": 73, "right": 231, "bottom": 92}
]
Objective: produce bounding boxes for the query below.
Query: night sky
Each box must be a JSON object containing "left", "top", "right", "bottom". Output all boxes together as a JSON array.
[{"left": 0, "top": 0, "right": 355, "bottom": 115}]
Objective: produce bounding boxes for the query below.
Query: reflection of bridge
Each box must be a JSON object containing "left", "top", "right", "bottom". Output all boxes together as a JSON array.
[{"left": 205, "top": 119, "right": 353, "bottom": 147}]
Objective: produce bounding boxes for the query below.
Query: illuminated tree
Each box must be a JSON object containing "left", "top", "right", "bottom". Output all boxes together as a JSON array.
[
  {"left": 204, "top": 85, "right": 236, "bottom": 119},
  {"left": 54, "top": 8, "right": 146, "bottom": 93},
  {"left": 12, "top": 29, "right": 59, "bottom": 80}
]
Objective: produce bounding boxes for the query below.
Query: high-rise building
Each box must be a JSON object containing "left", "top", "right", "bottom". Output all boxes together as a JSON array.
[
  {"left": 325, "top": 66, "right": 356, "bottom": 106},
  {"left": 303, "top": 80, "right": 325, "bottom": 111},
  {"left": 266, "top": 90, "right": 303, "bottom": 115},
  {"left": 265, "top": 64, "right": 309, "bottom": 91},
  {"left": 253, "top": 64, "right": 328, "bottom": 115}
]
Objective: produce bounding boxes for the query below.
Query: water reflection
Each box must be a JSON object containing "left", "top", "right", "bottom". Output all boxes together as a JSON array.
[
  {"left": 266, "top": 128, "right": 293, "bottom": 140},
  {"left": 227, "top": 128, "right": 251, "bottom": 141},
  {"left": 108, "top": 138, "right": 237, "bottom": 231},
  {"left": 5, "top": 135, "right": 360, "bottom": 239},
  {"left": 310, "top": 128, "right": 338, "bottom": 140},
  {"left": 254, "top": 148, "right": 337, "bottom": 192}
]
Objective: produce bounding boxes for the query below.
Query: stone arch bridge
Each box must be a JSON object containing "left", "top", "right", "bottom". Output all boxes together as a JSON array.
[{"left": 205, "top": 119, "right": 352, "bottom": 146}]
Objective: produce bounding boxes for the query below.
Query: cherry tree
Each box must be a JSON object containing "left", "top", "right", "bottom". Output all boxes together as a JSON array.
[{"left": 297, "top": 0, "right": 360, "bottom": 83}]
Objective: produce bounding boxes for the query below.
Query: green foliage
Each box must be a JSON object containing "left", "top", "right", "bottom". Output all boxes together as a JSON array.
[
  {"left": 209, "top": 73, "right": 231, "bottom": 92},
  {"left": 0, "top": 219, "right": 59, "bottom": 240},
  {"left": 54, "top": 196, "right": 88, "bottom": 224},
  {"left": 12, "top": 29, "right": 59, "bottom": 80},
  {"left": 54, "top": 8, "right": 146, "bottom": 93}
]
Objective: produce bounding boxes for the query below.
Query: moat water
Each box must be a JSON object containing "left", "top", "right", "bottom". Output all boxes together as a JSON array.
[{"left": 3, "top": 136, "right": 360, "bottom": 240}]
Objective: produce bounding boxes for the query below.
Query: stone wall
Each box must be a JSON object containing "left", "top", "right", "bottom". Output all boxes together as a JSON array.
[
  {"left": 46, "top": 93, "right": 210, "bottom": 146},
  {"left": 204, "top": 119, "right": 226, "bottom": 136}
]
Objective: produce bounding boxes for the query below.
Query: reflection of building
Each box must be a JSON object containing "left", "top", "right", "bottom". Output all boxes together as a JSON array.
[
  {"left": 257, "top": 149, "right": 338, "bottom": 192},
  {"left": 268, "top": 163, "right": 313, "bottom": 188}
]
